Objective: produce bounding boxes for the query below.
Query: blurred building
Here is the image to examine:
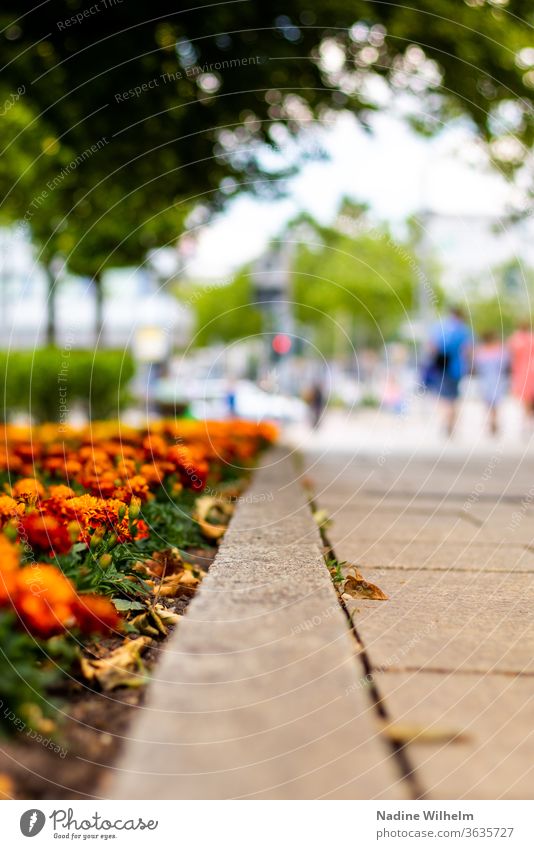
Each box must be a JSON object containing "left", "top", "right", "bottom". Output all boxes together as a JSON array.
[
  {"left": 0, "top": 228, "right": 190, "bottom": 352},
  {"left": 418, "top": 209, "right": 534, "bottom": 293}
]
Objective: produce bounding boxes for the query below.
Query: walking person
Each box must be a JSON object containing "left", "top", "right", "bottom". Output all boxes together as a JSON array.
[
  {"left": 474, "top": 331, "right": 509, "bottom": 436},
  {"left": 508, "top": 321, "right": 534, "bottom": 429},
  {"left": 423, "top": 306, "right": 472, "bottom": 437},
  {"left": 307, "top": 379, "right": 325, "bottom": 429}
]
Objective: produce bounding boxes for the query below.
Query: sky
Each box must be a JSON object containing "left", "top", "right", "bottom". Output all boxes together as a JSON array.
[{"left": 186, "top": 109, "right": 517, "bottom": 280}]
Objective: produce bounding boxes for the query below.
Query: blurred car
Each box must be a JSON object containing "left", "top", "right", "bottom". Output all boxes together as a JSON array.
[{"left": 154, "top": 376, "right": 308, "bottom": 423}]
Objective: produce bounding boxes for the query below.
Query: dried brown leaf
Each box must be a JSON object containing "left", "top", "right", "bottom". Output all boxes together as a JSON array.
[
  {"left": 380, "top": 722, "right": 469, "bottom": 745},
  {"left": 130, "top": 608, "right": 168, "bottom": 638},
  {"left": 153, "top": 603, "right": 182, "bottom": 626},
  {"left": 156, "top": 569, "right": 200, "bottom": 597},
  {"left": 144, "top": 547, "right": 184, "bottom": 578},
  {"left": 194, "top": 496, "right": 234, "bottom": 540},
  {"left": 313, "top": 509, "right": 331, "bottom": 529},
  {"left": 343, "top": 574, "right": 388, "bottom": 600},
  {"left": 80, "top": 636, "right": 152, "bottom": 691}
]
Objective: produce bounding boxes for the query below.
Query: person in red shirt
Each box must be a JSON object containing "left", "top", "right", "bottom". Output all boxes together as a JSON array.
[{"left": 508, "top": 321, "right": 534, "bottom": 426}]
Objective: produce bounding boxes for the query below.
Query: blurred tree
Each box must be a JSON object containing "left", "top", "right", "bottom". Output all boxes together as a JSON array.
[
  {"left": 0, "top": 0, "right": 533, "bottom": 342},
  {"left": 468, "top": 295, "right": 519, "bottom": 337},
  {"left": 462, "top": 259, "right": 534, "bottom": 336},
  {"left": 190, "top": 271, "right": 262, "bottom": 345},
  {"left": 291, "top": 203, "right": 417, "bottom": 349}
]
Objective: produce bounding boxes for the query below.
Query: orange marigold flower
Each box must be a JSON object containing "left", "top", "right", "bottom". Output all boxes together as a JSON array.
[
  {"left": 13, "top": 565, "right": 77, "bottom": 637},
  {"left": 123, "top": 475, "right": 149, "bottom": 502},
  {"left": 63, "top": 494, "right": 131, "bottom": 541},
  {"left": 64, "top": 459, "right": 82, "bottom": 476},
  {"left": 47, "top": 485, "right": 76, "bottom": 502},
  {"left": 142, "top": 434, "right": 167, "bottom": 459},
  {"left": 139, "top": 463, "right": 164, "bottom": 486},
  {"left": 0, "top": 535, "right": 20, "bottom": 574},
  {"left": 0, "top": 451, "right": 22, "bottom": 474},
  {"left": 72, "top": 594, "right": 119, "bottom": 634},
  {"left": 134, "top": 519, "right": 149, "bottom": 541},
  {"left": 166, "top": 446, "right": 208, "bottom": 490},
  {"left": 12, "top": 478, "right": 45, "bottom": 502},
  {"left": 82, "top": 469, "right": 119, "bottom": 498},
  {"left": 19, "top": 512, "right": 72, "bottom": 556},
  {"left": 0, "top": 537, "right": 19, "bottom": 605},
  {"left": 115, "top": 459, "right": 137, "bottom": 478},
  {"left": 0, "top": 495, "right": 25, "bottom": 526}
]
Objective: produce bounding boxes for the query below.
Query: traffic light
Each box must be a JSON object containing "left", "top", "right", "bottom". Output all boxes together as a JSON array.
[{"left": 271, "top": 333, "right": 292, "bottom": 356}]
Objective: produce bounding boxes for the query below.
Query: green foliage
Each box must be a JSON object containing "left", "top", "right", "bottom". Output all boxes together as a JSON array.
[
  {"left": 461, "top": 259, "right": 534, "bottom": 337},
  {"left": 191, "top": 271, "right": 262, "bottom": 346},
  {"left": 0, "top": 611, "right": 75, "bottom": 735},
  {"left": 139, "top": 495, "right": 206, "bottom": 552},
  {"left": 0, "top": 349, "right": 135, "bottom": 422},
  {"left": 292, "top": 209, "right": 417, "bottom": 349},
  {"left": 0, "top": 0, "right": 533, "bottom": 285},
  {"left": 327, "top": 559, "right": 345, "bottom": 585},
  {"left": 468, "top": 296, "right": 520, "bottom": 338}
]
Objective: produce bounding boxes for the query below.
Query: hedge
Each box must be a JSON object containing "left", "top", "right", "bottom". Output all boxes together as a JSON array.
[{"left": 0, "top": 349, "right": 135, "bottom": 422}]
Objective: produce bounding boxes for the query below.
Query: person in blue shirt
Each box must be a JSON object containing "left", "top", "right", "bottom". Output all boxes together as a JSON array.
[{"left": 424, "top": 306, "right": 472, "bottom": 436}]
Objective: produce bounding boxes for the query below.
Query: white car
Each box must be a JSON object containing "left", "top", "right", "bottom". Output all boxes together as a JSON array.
[{"left": 178, "top": 379, "right": 308, "bottom": 424}]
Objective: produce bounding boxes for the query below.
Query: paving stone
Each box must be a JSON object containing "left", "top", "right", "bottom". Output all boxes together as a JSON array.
[
  {"left": 317, "top": 493, "right": 463, "bottom": 518},
  {"left": 108, "top": 450, "right": 407, "bottom": 800},
  {"left": 460, "top": 508, "right": 534, "bottom": 546},
  {"left": 336, "top": 539, "right": 534, "bottom": 573},
  {"left": 346, "top": 569, "right": 534, "bottom": 674},
  {"left": 308, "top": 453, "right": 534, "bottom": 501},
  {"left": 330, "top": 509, "right": 479, "bottom": 545},
  {"left": 306, "top": 451, "right": 534, "bottom": 799},
  {"left": 374, "top": 671, "right": 534, "bottom": 799}
]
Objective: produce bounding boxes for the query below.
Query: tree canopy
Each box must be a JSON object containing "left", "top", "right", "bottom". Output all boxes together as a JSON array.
[
  {"left": 291, "top": 204, "right": 418, "bottom": 348},
  {"left": 0, "top": 1, "right": 532, "bottom": 300},
  {"left": 189, "top": 203, "right": 422, "bottom": 350},
  {"left": 190, "top": 271, "right": 262, "bottom": 346}
]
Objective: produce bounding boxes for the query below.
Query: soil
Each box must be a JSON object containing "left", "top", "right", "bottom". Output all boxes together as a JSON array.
[{"left": 0, "top": 545, "right": 217, "bottom": 800}]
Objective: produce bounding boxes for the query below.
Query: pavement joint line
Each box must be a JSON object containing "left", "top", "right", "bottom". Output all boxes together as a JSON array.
[
  {"left": 353, "top": 566, "right": 534, "bottom": 574},
  {"left": 377, "top": 666, "right": 534, "bottom": 678},
  {"left": 364, "top": 489, "right": 533, "bottom": 504},
  {"left": 304, "top": 479, "right": 426, "bottom": 801}
]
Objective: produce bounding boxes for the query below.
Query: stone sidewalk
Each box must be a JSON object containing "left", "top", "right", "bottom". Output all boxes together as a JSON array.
[
  {"left": 108, "top": 448, "right": 410, "bottom": 800},
  {"left": 107, "top": 445, "right": 534, "bottom": 800},
  {"left": 306, "top": 450, "right": 534, "bottom": 799}
]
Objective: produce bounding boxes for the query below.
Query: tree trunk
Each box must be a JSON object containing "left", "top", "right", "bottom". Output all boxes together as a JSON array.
[
  {"left": 45, "top": 264, "right": 57, "bottom": 347},
  {"left": 94, "top": 274, "right": 104, "bottom": 347}
]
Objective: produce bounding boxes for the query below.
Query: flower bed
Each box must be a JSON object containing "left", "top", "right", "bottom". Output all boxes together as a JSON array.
[{"left": 0, "top": 419, "right": 276, "bottom": 798}]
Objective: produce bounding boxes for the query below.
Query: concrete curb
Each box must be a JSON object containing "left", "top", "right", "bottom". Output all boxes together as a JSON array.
[{"left": 106, "top": 448, "right": 406, "bottom": 799}]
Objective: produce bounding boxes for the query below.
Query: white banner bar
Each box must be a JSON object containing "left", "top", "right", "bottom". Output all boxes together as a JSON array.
[{"left": 2, "top": 800, "right": 533, "bottom": 848}]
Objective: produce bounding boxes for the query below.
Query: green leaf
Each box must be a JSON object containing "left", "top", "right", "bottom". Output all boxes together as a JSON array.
[{"left": 112, "top": 598, "right": 146, "bottom": 612}]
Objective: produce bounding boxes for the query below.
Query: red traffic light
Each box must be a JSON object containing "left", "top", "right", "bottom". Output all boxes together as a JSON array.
[{"left": 272, "top": 334, "right": 292, "bottom": 355}]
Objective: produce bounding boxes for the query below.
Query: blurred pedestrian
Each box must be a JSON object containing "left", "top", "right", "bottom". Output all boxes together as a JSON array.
[
  {"left": 225, "top": 378, "right": 237, "bottom": 418},
  {"left": 307, "top": 380, "right": 325, "bottom": 429},
  {"left": 508, "top": 321, "right": 534, "bottom": 426},
  {"left": 424, "top": 306, "right": 472, "bottom": 436},
  {"left": 475, "top": 331, "right": 509, "bottom": 436}
]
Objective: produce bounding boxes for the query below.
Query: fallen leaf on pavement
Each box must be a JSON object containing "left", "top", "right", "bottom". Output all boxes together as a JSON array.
[
  {"left": 313, "top": 509, "right": 331, "bottom": 529},
  {"left": 380, "top": 722, "right": 469, "bottom": 744},
  {"left": 343, "top": 573, "right": 388, "bottom": 600}
]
